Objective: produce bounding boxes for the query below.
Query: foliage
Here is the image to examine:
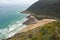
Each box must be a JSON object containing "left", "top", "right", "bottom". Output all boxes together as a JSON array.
[
  {"left": 6, "top": 21, "right": 60, "bottom": 40},
  {"left": 27, "top": 1, "right": 60, "bottom": 18}
]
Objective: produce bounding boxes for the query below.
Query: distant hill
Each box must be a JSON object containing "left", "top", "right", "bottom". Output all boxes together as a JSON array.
[{"left": 23, "top": 0, "right": 60, "bottom": 19}]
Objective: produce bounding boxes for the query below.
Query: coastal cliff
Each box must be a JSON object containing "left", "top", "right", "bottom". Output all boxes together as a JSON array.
[{"left": 22, "top": 0, "right": 60, "bottom": 19}]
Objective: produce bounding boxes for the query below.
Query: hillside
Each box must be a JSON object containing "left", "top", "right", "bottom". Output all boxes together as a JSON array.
[
  {"left": 7, "top": 21, "right": 60, "bottom": 40},
  {"left": 22, "top": 0, "right": 60, "bottom": 19},
  {"left": 6, "top": 0, "right": 60, "bottom": 40}
]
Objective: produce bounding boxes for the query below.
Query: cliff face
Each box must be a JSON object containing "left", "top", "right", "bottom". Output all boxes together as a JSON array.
[{"left": 24, "top": 0, "right": 60, "bottom": 19}]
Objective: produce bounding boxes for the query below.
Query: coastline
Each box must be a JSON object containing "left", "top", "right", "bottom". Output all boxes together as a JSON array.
[
  {"left": 6, "top": 12, "right": 57, "bottom": 40},
  {"left": 6, "top": 18, "right": 57, "bottom": 40},
  {"left": 3, "top": 10, "right": 56, "bottom": 39},
  {"left": 0, "top": 13, "right": 30, "bottom": 39}
]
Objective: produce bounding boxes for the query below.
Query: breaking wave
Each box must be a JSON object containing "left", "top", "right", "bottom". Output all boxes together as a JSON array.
[{"left": 0, "top": 17, "right": 28, "bottom": 39}]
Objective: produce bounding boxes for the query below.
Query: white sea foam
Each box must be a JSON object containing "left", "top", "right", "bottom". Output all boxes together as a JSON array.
[
  {"left": 0, "top": 17, "right": 28, "bottom": 39},
  {"left": 7, "top": 25, "right": 27, "bottom": 38}
]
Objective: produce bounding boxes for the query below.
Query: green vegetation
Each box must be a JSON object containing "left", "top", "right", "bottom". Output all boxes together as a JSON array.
[
  {"left": 27, "top": 1, "right": 60, "bottom": 18},
  {"left": 7, "top": 21, "right": 60, "bottom": 40}
]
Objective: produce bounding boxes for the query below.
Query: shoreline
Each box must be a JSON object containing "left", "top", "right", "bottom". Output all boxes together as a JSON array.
[
  {"left": 0, "top": 14, "right": 30, "bottom": 39},
  {"left": 4, "top": 12, "right": 56, "bottom": 40},
  {"left": 5, "top": 13, "right": 57, "bottom": 40}
]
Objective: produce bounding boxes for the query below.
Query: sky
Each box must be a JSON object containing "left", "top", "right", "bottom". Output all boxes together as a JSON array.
[{"left": 0, "top": 0, "right": 38, "bottom": 4}]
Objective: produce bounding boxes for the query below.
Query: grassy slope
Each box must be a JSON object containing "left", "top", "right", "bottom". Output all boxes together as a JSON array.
[{"left": 7, "top": 21, "right": 60, "bottom": 40}]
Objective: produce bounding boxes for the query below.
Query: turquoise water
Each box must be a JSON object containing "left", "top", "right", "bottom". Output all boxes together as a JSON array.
[
  {"left": 0, "top": 4, "right": 28, "bottom": 29},
  {"left": 0, "top": 4, "right": 30, "bottom": 39}
]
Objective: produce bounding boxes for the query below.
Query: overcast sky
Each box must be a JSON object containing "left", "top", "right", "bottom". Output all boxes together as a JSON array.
[{"left": 0, "top": 0, "right": 38, "bottom": 4}]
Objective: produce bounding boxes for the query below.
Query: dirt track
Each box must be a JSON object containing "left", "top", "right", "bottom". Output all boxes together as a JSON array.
[{"left": 21, "top": 19, "right": 56, "bottom": 32}]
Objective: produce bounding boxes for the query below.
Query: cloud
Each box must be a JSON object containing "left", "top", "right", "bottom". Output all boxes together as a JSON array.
[{"left": 0, "top": 0, "right": 38, "bottom": 4}]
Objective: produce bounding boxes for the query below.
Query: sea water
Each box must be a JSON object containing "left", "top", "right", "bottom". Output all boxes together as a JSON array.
[{"left": 0, "top": 4, "right": 30, "bottom": 39}]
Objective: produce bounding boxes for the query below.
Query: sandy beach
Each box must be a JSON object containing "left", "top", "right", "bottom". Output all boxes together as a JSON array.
[{"left": 21, "top": 19, "right": 56, "bottom": 32}]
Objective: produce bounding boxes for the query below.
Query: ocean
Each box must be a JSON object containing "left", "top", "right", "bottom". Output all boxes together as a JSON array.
[{"left": 0, "top": 4, "right": 30, "bottom": 39}]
